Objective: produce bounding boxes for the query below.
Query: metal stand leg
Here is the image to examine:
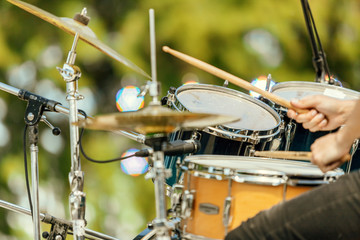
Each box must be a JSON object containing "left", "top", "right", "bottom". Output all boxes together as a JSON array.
[
  {"left": 146, "top": 135, "right": 173, "bottom": 240},
  {"left": 0, "top": 199, "right": 121, "bottom": 240},
  {"left": 28, "top": 125, "right": 41, "bottom": 240}
]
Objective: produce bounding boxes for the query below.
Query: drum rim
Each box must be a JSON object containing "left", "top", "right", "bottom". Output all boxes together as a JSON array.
[
  {"left": 271, "top": 81, "right": 360, "bottom": 98},
  {"left": 184, "top": 155, "right": 344, "bottom": 179},
  {"left": 182, "top": 232, "right": 222, "bottom": 240},
  {"left": 173, "top": 84, "right": 282, "bottom": 141}
]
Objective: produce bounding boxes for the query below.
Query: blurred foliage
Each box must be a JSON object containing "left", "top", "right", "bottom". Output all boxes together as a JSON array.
[{"left": 0, "top": 0, "right": 360, "bottom": 239}]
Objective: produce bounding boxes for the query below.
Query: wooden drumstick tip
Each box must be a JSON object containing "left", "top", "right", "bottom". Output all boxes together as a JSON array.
[{"left": 162, "top": 46, "right": 170, "bottom": 53}]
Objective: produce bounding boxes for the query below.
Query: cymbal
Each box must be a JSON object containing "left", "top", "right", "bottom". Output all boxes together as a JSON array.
[
  {"left": 7, "top": 0, "right": 151, "bottom": 79},
  {"left": 75, "top": 105, "right": 240, "bottom": 135}
]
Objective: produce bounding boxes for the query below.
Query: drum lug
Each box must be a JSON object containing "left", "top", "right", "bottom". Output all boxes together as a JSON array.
[
  {"left": 222, "top": 196, "right": 232, "bottom": 234},
  {"left": 248, "top": 148, "right": 255, "bottom": 157},
  {"left": 245, "top": 145, "right": 255, "bottom": 156},
  {"left": 170, "top": 184, "right": 184, "bottom": 218},
  {"left": 181, "top": 190, "right": 195, "bottom": 219},
  {"left": 282, "top": 176, "right": 289, "bottom": 201},
  {"left": 285, "top": 121, "right": 296, "bottom": 151},
  {"left": 191, "top": 131, "right": 201, "bottom": 143},
  {"left": 163, "top": 87, "right": 177, "bottom": 106}
]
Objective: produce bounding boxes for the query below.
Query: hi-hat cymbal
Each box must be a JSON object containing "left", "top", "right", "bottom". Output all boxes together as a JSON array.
[
  {"left": 7, "top": 0, "right": 151, "bottom": 79},
  {"left": 75, "top": 105, "right": 240, "bottom": 135}
]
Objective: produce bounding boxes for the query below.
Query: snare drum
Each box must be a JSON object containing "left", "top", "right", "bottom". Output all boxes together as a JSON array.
[
  {"left": 271, "top": 81, "right": 360, "bottom": 152},
  {"left": 179, "top": 155, "right": 344, "bottom": 240},
  {"left": 164, "top": 84, "right": 282, "bottom": 186}
]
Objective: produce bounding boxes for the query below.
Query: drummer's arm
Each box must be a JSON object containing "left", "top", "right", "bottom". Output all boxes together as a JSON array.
[
  {"left": 310, "top": 99, "right": 360, "bottom": 172},
  {"left": 336, "top": 99, "right": 360, "bottom": 144}
]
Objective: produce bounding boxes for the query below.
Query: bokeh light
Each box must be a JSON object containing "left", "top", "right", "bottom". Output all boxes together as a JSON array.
[
  {"left": 120, "top": 148, "right": 149, "bottom": 177},
  {"left": 243, "top": 29, "right": 283, "bottom": 67},
  {"left": 182, "top": 72, "right": 200, "bottom": 85},
  {"left": 116, "top": 86, "right": 144, "bottom": 112},
  {"left": 37, "top": 45, "right": 63, "bottom": 68},
  {"left": 183, "top": 80, "right": 199, "bottom": 85},
  {"left": 250, "top": 75, "right": 276, "bottom": 98},
  {"left": 7, "top": 61, "right": 37, "bottom": 89},
  {"left": 40, "top": 128, "right": 64, "bottom": 155},
  {"left": 0, "top": 98, "right": 7, "bottom": 121},
  {"left": 0, "top": 122, "right": 10, "bottom": 147}
]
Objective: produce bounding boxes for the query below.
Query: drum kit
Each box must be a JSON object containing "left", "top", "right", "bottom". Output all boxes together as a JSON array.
[{"left": 0, "top": 0, "right": 358, "bottom": 240}]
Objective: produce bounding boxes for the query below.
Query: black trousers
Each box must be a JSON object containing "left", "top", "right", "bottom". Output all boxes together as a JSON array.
[{"left": 225, "top": 170, "right": 360, "bottom": 240}]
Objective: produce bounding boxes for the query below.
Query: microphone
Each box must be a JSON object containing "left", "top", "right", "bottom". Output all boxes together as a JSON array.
[{"left": 135, "top": 140, "right": 201, "bottom": 157}]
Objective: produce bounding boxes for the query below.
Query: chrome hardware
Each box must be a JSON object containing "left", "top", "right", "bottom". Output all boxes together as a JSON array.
[
  {"left": 56, "top": 64, "right": 82, "bottom": 82},
  {"left": 222, "top": 196, "right": 232, "bottom": 234},
  {"left": 284, "top": 120, "right": 296, "bottom": 151},
  {"left": 181, "top": 190, "right": 194, "bottom": 219},
  {"left": 170, "top": 184, "right": 184, "bottom": 218},
  {"left": 199, "top": 203, "right": 219, "bottom": 215}
]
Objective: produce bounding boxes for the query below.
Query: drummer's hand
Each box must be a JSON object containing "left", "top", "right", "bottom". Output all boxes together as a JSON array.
[
  {"left": 287, "top": 107, "right": 326, "bottom": 132},
  {"left": 287, "top": 95, "right": 354, "bottom": 132},
  {"left": 311, "top": 132, "right": 353, "bottom": 172}
]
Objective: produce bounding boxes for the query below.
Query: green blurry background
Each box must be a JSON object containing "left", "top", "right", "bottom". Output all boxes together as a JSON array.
[{"left": 0, "top": 0, "right": 360, "bottom": 239}]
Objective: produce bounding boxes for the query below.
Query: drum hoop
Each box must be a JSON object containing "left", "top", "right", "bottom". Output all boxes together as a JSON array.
[
  {"left": 205, "top": 126, "right": 281, "bottom": 143},
  {"left": 184, "top": 155, "right": 344, "bottom": 182},
  {"left": 172, "top": 84, "right": 282, "bottom": 140},
  {"left": 190, "top": 169, "right": 287, "bottom": 186},
  {"left": 182, "top": 232, "right": 221, "bottom": 240},
  {"left": 271, "top": 81, "right": 360, "bottom": 99}
]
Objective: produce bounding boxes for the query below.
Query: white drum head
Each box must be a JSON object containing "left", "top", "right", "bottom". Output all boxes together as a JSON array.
[
  {"left": 176, "top": 84, "right": 280, "bottom": 131},
  {"left": 271, "top": 81, "right": 360, "bottom": 100}
]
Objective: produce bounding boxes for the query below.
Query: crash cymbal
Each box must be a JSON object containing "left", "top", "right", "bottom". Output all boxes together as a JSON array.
[
  {"left": 7, "top": 0, "right": 151, "bottom": 79},
  {"left": 75, "top": 105, "right": 240, "bottom": 135}
]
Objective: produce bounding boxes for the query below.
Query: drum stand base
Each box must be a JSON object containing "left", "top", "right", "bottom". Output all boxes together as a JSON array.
[{"left": 0, "top": 199, "right": 121, "bottom": 240}]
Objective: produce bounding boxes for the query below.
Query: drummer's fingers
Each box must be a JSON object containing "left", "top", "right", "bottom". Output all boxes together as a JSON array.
[
  {"left": 318, "top": 119, "right": 328, "bottom": 130},
  {"left": 295, "top": 109, "right": 318, "bottom": 123},
  {"left": 287, "top": 109, "right": 297, "bottom": 119},
  {"left": 311, "top": 150, "right": 321, "bottom": 166},
  {"left": 322, "top": 161, "right": 342, "bottom": 173},
  {"left": 290, "top": 96, "right": 320, "bottom": 109},
  {"left": 303, "top": 113, "right": 325, "bottom": 132}
]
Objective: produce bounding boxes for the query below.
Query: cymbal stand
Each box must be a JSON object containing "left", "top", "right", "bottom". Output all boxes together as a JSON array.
[
  {"left": 146, "top": 9, "right": 172, "bottom": 239},
  {"left": 57, "top": 8, "right": 88, "bottom": 240},
  {"left": 145, "top": 135, "right": 173, "bottom": 240},
  {"left": 148, "top": 9, "right": 161, "bottom": 106}
]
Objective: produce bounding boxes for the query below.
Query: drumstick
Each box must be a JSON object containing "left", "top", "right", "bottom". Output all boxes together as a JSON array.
[
  {"left": 254, "top": 151, "right": 351, "bottom": 163},
  {"left": 162, "top": 46, "right": 308, "bottom": 114}
]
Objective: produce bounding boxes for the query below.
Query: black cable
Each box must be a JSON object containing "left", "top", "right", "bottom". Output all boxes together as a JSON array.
[
  {"left": 23, "top": 124, "right": 33, "bottom": 216},
  {"left": 77, "top": 109, "right": 136, "bottom": 163}
]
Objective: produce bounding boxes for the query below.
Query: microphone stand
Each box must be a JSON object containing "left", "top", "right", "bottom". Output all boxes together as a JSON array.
[
  {"left": 0, "top": 79, "right": 135, "bottom": 240},
  {"left": 300, "top": 0, "right": 334, "bottom": 84},
  {"left": 0, "top": 82, "right": 146, "bottom": 145},
  {"left": 28, "top": 125, "right": 40, "bottom": 240},
  {"left": 18, "top": 82, "right": 62, "bottom": 240}
]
